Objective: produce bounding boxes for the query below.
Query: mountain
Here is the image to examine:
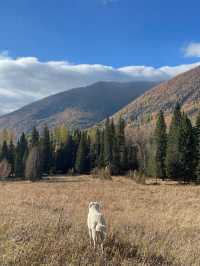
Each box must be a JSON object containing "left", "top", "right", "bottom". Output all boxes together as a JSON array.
[
  {"left": 0, "top": 81, "right": 158, "bottom": 135},
  {"left": 113, "top": 66, "right": 200, "bottom": 128}
]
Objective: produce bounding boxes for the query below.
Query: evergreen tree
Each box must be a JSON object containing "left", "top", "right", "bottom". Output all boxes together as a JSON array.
[
  {"left": 41, "top": 125, "right": 52, "bottom": 174},
  {"left": 179, "top": 113, "right": 196, "bottom": 182},
  {"left": 65, "top": 135, "right": 74, "bottom": 172},
  {"left": 117, "top": 117, "right": 126, "bottom": 170},
  {"left": 166, "top": 103, "right": 182, "bottom": 179},
  {"left": 99, "top": 130, "right": 105, "bottom": 167},
  {"left": 127, "top": 146, "right": 138, "bottom": 171},
  {"left": 15, "top": 133, "right": 28, "bottom": 178},
  {"left": 154, "top": 110, "right": 167, "bottom": 179},
  {"left": 111, "top": 124, "right": 120, "bottom": 174},
  {"left": 7, "top": 140, "right": 15, "bottom": 176},
  {"left": 55, "top": 134, "right": 73, "bottom": 174},
  {"left": 90, "top": 128, "right": 101, "bottom": 169},
  {"left": 71, "top": 129, "right": 81, "bottom": 167},
  {"left": 103, "top": 118, "right": 113, "bottom": 167},
  {"left": 31, "top": 127, "right": 39, "bottom": 147},
  {"left": 1, "top": 140, "right": 8, "bottom": 160},
  {"left": 75, "top": 132, "right": 88, "bottom": 174},
  {"left": 195, "top": 113, "right": 200, "bottom": 182}
]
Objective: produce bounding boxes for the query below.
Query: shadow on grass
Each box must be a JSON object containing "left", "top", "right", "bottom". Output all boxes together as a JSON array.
[
  {"left": 0, "top": 177, "right": 88, "bottom": 184},
  {"left": 97, "top": 233, "right": 174, "bottom": 266}
]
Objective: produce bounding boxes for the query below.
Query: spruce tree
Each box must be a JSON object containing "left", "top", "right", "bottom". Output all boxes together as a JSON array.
[
  {"left": 55, "top": 134, "right": 74, "bottom": 174},
  {"left": 195, "top": 113, "right": 200, "bottom": 182},
  {"left": 90, "top": 128, "right": 101, "bottom": 169},
  {"left": 41, "top": 125, "right": 52, "bottom": 174},
  {"left": 179, "top": 113, "right": 196, "bottom": 182},
  {"left": 127, "top": 146, "right": 138, "bottom": 171},
  {"left": 103, "top": 118, "right": 112, "bottom": 167},
  {"left": 111, "top": 134, "right": 120, "bottom": 174},
  {"left": 117, "top": 117, "right": 126, "bottom": 170},
  {"left": 166, "top": 103, "right": 182, "bottom": 179},
  {"left": 65, "top": 135, "right": 74, "bottom": 172},
  {"left": 7, "top": 140, "right": 15, "bottom": 176},
  {"left": 31, "top": 127, "right": 39, "bottom": 147},
  {"left": 154, "top": 110, "right": 167, "bottom": 180},
  {"left": 99, "top": 130, "right": 105, "bottom": 167},
  {"left": 15, "top": 133, "right": 28, "bottom": 178},
  {"left": 1, "top": 140, "right": 8, "bottom": 160},
  {"left": 75, "top": 132, "right": 88, "bottom": 174},
  {"left": 72, "top": 129, "right": 81, "bottom": 167}
]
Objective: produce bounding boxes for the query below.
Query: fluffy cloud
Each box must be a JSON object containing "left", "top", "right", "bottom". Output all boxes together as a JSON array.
[
  {"left": 184, "top": 42, "right": 200, "bottom": 57},
  {"left": 0, "top": 53, "right": 199, "bottom": 115}
]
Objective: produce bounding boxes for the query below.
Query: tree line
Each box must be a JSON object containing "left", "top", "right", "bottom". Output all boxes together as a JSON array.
[
  {"left": 0, "top": 117, "right": 138, "bottom": 181},
  {"left": 152, "top": 103, "right": 200, "bottom": 182},
  {"left": 1, "top": 103, "right": 199, "bottom": 183}
]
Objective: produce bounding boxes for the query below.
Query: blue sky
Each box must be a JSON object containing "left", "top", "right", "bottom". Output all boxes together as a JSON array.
[
  {"left": 0, "top": 0, "right": 200, "bottom": 67},
  {"left": 0, "top": 0, "right": 200, "bottom": 114}
]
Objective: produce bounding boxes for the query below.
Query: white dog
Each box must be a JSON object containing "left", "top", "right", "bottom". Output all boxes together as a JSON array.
[{"left": 87, "top": 201, "right": 107, "bottom": 253}]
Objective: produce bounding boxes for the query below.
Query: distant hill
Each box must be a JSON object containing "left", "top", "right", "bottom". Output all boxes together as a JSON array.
[
  {"left": 113, "top": 66, "right": 200, "bottom": 128},
  {"left": 0, "top": 81, "right": 158, "bottom": 135}
]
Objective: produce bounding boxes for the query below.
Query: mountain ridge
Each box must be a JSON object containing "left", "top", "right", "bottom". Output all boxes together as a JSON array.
[
  {"left": 112, "top": 66, "right": 200, "bottom": 127},
  {"left": 0, "top": 80, "right": 158, "bottom": 135}
]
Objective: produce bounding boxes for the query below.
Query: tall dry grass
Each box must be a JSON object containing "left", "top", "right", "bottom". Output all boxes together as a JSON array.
[{"left": 0, "top": 176, "right": 200, "bottom": 265}]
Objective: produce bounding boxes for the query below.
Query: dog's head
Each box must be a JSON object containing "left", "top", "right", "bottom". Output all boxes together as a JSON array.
[{"left": 89, "top": 201, "right": 101, "bottom": 211}]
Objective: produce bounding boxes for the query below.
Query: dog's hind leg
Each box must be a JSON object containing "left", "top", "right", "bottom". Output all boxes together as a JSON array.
[
  {"left": 100, "top": 232, "right": 105, "bottom": 254},
  {"left": 91, "top": 228, "right": 96, "bottom": 250},
  {"left": 88, "top": 229, "right": 92, "bottom": 246}
]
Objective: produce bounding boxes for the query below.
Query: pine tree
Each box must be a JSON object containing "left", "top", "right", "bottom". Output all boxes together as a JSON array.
[
  {"left": 55, "top": 134, "right": 74, "bottom": 174},
  {"left": 15, "top": 133, "right": 28, "bottom": 178},
  {"left": 75, "top": 132, "right": 88, "bottom": 174},
  {"left": 117, "top": 117, "right": 126, "bottom": 170},
  {"left": 31, "top": 127, "right": 39, "bottom": 147},
  {"left": 41, "top": 125, "right": 52, "bottom": 174},
  {"left": 178, "top": 113, "right": 196, "bottom": 182},
  {"left": 103, "top": 118, "right": 113, "bottom": 167},
  {"left": 127, "top": 146, "right": 138, "bottom": 171},
  {"left": 7, "top": 140, "right": 15, "bottom": 176},
  {"left": 71, "top": 129, "right": 81, "bottom": 167},
  {"left": 1, "top": 140, "right": 8, "bottom": 160},
  {"left": 111, "top": 131, "right": 121, "bottom": 175},
  {"left": 65, "top": 135, "right": 74, "bottom": 172},
  {"left": 166, "top": 103, "right": 182, "bottom": 179},
  {"left": 195, "top": 113, "right": 200, "bottom": 182},
  {"left": 90, "top": 128, "right": 101, "bottom": 169},
  {"left": 99, "top": 130, "right": 105, "bottom": 167},
  {"left": 154, "top": 110, "right": 167, "bottom": 180}
]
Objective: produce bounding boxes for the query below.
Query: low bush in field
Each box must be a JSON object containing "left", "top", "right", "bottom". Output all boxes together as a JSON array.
[
  {"left": 127, "top": 170, "right": 146, "bottom": 184},
  {"left": 91, "top": 167, "right": 112, "bottom": 180}
]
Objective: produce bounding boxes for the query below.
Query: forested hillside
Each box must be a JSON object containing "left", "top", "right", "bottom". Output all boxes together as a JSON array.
[
  {"left": 0, "top": 81, "right": 157, "bottom": 136},
  {"left": 113, "top": 66, "right": 200, "bottom": 127}
]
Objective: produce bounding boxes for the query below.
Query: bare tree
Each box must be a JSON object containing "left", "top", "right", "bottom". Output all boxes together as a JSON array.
[
  {"left": 0, "top": 159, "right": 11, "bottom": 178},
  {"left": 125, "top": 124, "right": 153, "bottom": 173}
]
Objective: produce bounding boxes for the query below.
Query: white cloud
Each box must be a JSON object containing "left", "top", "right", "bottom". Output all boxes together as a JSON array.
[
  {"left": 184, "top": 42, "right": 200, "bottom": 57},
  {"left": 0, "top": 54, "right": 199, "bottom": 115}
]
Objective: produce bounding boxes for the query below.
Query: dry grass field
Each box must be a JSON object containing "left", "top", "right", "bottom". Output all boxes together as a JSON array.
[{"left": 0, "top": 176, "right": 200, "bottom": 266}]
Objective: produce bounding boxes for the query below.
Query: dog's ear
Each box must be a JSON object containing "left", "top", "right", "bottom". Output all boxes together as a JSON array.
[
  {"left": 99, "top": 202, "right": 103, "bottom": 209},
  {"left": 95, "top": 202, "right": 101, "bottom": 211},
  {"left": 89, "top": 202, "right": 94, "bottom": 209}
]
